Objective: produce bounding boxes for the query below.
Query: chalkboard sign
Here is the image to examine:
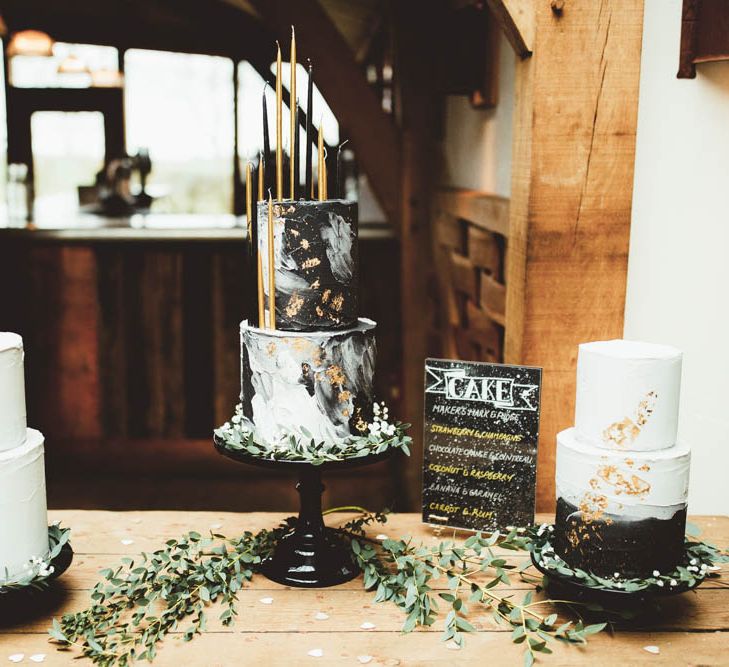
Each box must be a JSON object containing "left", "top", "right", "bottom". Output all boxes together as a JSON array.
[{"left": 422, "top": 358, "right": 542, "bottom": 532}]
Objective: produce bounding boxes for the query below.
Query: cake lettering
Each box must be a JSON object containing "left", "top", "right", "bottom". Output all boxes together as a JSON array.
[{"left": 301, "top": 257, "right": 321, "bottom": 269}]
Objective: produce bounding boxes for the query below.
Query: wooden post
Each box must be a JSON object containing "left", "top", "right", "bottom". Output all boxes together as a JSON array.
[{"left": 504, "top": 0, "right": 645, "bottom": 510}]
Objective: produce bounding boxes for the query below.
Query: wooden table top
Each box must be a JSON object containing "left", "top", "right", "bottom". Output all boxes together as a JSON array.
[{"left": 1, "top": 511, "right": 728, "bottom": 666}]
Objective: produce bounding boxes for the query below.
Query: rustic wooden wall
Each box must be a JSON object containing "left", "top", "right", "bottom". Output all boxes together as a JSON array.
[
  {"left": 0, "top": 236, "right": 403, "bottom": 512},
  {"left": 504, "top": 0, "right": 645, "bottom": 510}
]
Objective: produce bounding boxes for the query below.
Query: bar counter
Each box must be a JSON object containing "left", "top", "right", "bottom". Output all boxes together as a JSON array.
[
  {"left": 0, "top": 211, "right": 402, "bottom": 512},
  {"left": 0, "top": 212, "right": 394, "bottom": 242}
]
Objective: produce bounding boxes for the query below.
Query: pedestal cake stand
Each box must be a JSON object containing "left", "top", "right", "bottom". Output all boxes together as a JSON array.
[{"left": 214, "top": 434, "right": 397, "bottom": 588}]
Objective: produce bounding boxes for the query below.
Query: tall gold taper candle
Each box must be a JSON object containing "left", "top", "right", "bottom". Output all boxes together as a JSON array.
[
  {"left": 257, "top": 253, "right": 265, "bottom": 327},
  {"left": 321, "top": 154, "right": 328, "bottom": 200},
  {"left": 317, "top": 123, "right": 324, "bottom": 201},
  {"left": 258, "top": 153, "right": 264, "bottom": 200},
  {"left": 276, "top": 42, "right": 283, "bottom": 201},
  {"left": 267, "top": 195, "right": 276, "bottom": 330},
  {"left": 289, "top": 27, "right": 296, "bottom": 200},
  {"left": 245, "top": 162, "right": 252, "bottom": 236}
]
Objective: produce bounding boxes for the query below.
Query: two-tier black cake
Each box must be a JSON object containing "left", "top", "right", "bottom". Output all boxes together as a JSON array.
[{"left": 239, "top": 199, "right": 377, "bottom": 448}]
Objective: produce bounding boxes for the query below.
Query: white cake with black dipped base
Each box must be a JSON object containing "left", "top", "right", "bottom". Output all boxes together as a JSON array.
[
  {"left": 0, "top": 333, "right": 50, "bottom": 584},
  {"left": 240, "top": 199, "right": 377, "bottom": 449},
  {"left": 554, "top": 340, "right": 690, "bottom": 578}
]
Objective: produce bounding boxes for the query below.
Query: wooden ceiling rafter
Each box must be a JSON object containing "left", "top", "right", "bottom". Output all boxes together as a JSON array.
[{"left": 486, "top": 0, "right": 535, "bottom": 58}]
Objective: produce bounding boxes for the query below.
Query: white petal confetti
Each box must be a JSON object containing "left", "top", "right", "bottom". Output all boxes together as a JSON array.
[
  {"left": 314, "top": 612, "right": 329, "bottom": 621},
  {"left": 643, "top": 646, "right": 660, "bottom": 655},
  {"left": 307, "top": 649, "right": 323, "bottom": 658},
  {"left": 445, "top": 640, "right": 462, "bottom": 650},
  {"left": 30, "top": 656, "right": 47, "bottom": 663},
  {"left": 376, "top": 534, "right": 389, "bottom": 541},
  {"left": 357, "top": 656, "right": 373, "bottom": 664},
  {"left": 259, "top": 597, "right": 274, "bottom": 605},
  {"left": 360, "top": 621, "right": 376, "bottom": 630},
  {"left": 8, "top": 656, "right": 24, "bottom": 664},
  {"left": 210, "top": 523, "right": 223, "bottom": 530},
  {"left": 120, "top": 539, "right": 134, "bottom": 546}
]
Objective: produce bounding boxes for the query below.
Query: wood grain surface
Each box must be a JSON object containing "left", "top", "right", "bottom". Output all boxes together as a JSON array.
[{"left": 1, "top": 512, "right": 727, "bottom": 666}]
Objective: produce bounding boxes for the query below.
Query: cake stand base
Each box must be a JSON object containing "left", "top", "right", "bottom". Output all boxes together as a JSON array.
[{"left": 214, "top": 434, "right": 398, "bottom": 588}]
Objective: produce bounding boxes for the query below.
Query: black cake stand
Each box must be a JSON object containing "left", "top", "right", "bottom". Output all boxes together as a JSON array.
[{"left": 214, "top": 434, "right": 397, "bottom": 588}]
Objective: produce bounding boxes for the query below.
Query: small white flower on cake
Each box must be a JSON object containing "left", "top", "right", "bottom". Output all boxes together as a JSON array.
[
  {"left": 613, "top": 572, "right": 620, "bottom": 578},
  {"left": 652, "top": 570, "right": 660, "bottom": 577},
  {"left": 670, "top": 579, "right": 678, "bottom": 586},
  {"left": 259, "top": 597, "right": 274, "bottom": 605},
  {"left": 307, "top": 649, "right": 323, "bottom": 658}
]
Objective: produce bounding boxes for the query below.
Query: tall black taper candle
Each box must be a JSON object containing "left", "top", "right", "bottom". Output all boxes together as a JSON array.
[
  {"left": 262, "top": 84, "right": 271, "bottom": 184},
  {"left": 293, "top": 100, "right": 300, "bottom": 199},
  {"left": 305, "top": 60, "right": 314, "bottom": 199},
  {"left": 336, "top": 140, "right": 348, "bottom": 200},
  {"left": 249, "top": 162, "right": 259, "bottom": 326}
]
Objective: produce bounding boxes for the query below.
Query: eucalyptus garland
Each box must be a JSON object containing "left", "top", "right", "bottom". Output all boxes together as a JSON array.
[
  {"left": 48, "top": 513, "right": 728, "bottom": 667},
  {"left": 214, "top": 402, "right": 412, "bottom": 464},
  {"left": 530, "top": 523, "right": 729, "bottom": 594},
  {"left": 1, "top": 525, "right": 71, "bottom": 592}
]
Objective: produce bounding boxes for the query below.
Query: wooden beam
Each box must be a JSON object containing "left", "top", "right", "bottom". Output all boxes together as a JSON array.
[
  {"left": 504, "top": 0, "right": 645, "bottom": 511},
  {"left": 435, "top": 189, "right": 510, "bottom": 237},
  {"left": 487, "top": 0, "right": 535, "bottom": 58},
  {"left": 392, "top": 1, "right": 443, "bottom": 508},
  {"left": 248, "top": 0, "right": 401, "bottom": 226}
]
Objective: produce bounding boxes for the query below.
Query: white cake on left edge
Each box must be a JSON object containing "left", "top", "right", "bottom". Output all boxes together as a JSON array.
[{"left": 0, "top": 333, "right": 49, "bottom": 584}]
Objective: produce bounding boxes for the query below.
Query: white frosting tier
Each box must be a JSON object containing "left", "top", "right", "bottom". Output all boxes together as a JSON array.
[
  {"left": 575, "top": 339, "right": 682, "bottom": 451},
  {"left": 0, "top": 429, "right": 49, "bottom": 583},
  {"left": 556, "top": 427, "right": 690, "bottom": 521},
  {"left": 240, "top": 318, "right": 376, "bottom": 446},
  {"left": 0, "top": 332, "right": 27, "bottom": 452}
]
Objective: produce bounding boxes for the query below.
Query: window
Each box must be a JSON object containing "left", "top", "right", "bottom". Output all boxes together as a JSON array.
[
  {"left": 10, "top": 43, "right": 119, "bottom": 88},
  {"left": 31, "top": 111, "right": 105, "bottom": 215},
  {"left": 124, "top": 49, "right": 234, "bottom": 214}
]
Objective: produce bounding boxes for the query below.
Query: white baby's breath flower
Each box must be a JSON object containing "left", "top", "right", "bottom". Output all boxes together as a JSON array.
[
  {"left": 670, "top": 579, "right": 678, "bottom": 586},
  {"left": 652, "top": 570, "right": 660, "bottom": 577},
  {"left": 656, "top": 580, "right": 664, "bottom": 587},
  {"left": 372, "top": 402, "right": 380, "bottom": 415}
]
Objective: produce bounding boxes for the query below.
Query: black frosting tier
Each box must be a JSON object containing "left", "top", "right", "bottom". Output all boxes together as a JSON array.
[
  {"left": 553, "top": 497, "right": 687, "bottom": 578},
  {"left": 240, "top": 318, "right": 376, "bottom": 445},
  {"left": 257, "top": 199, "right": 358, "bottom": 331}
]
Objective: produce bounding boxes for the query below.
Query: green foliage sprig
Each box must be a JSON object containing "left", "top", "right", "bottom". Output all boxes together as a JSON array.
[
  {"left": 1, "top": 524, "right": 71, "bottom": 592},
  {"left": 214, "top": 402, "right": 411, "bottom": 464},
  {"left": 530, "top": 524, "right": 729, "bottom": 595},
  {"left": 350, "top": 526, "right": 608, "bottom": 666},
  {"left": 49, "top": 514, "right": 728, "bottom": 667}
]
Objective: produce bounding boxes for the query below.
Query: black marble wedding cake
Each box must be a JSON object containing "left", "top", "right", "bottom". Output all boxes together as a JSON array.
[
  {"left": 553, "top": 340, "right": 691, "bottom": 578},
  {"left": 239, "top": 199, "right": 376, "bottom": 447}
]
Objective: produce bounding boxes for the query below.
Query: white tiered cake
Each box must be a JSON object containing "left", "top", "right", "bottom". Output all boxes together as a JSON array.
[
  {"left": 0, "top": 333, "right": 50, "bottom": 584},
  {"left": 554, "top": 340, "right": 691, "bottom": 577}
]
